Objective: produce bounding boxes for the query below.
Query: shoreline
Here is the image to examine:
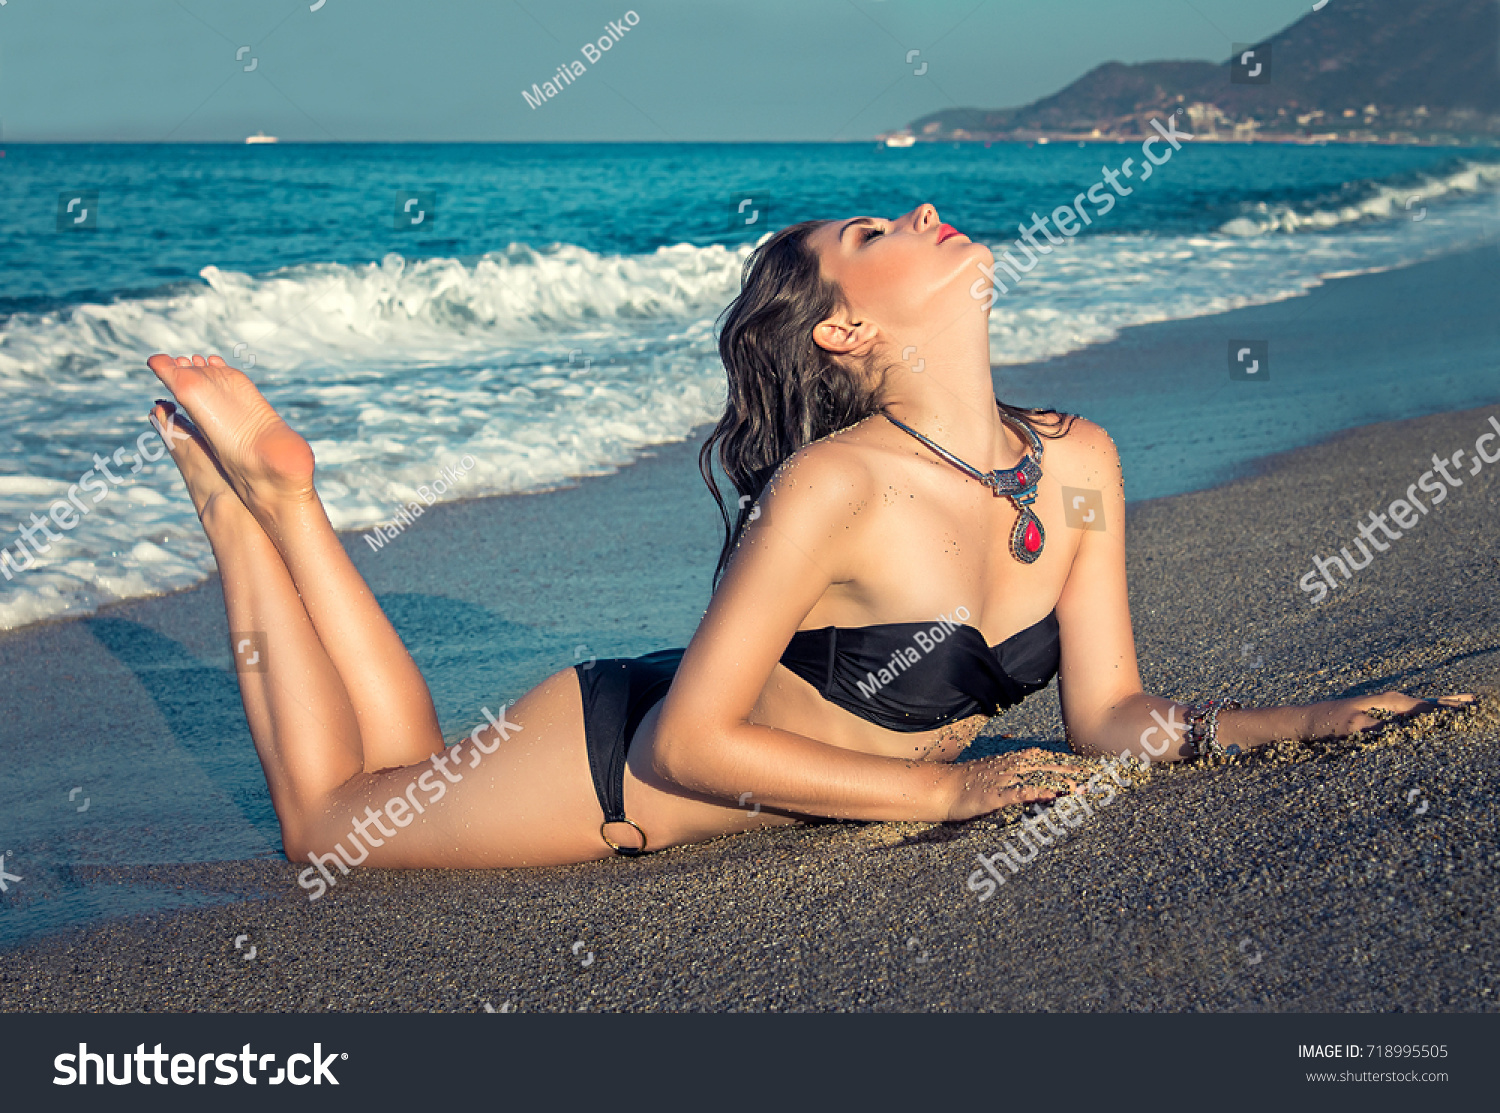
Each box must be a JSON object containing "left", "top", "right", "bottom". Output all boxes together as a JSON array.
[
  {"left": 4, "top": 244, "right": 1498, "bottom": 643},
  {"left": 1, "top": 395, "right": 1495, "bottom": 1009}
]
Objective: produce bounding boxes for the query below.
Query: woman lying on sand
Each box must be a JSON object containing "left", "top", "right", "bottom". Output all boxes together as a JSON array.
[{"left": 143, "top": 204, "right": 1471, "bottom": 879}]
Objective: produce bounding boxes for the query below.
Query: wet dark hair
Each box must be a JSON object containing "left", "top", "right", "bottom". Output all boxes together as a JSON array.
[{"left": 698, "top": 219, "right": 1076, "bottom": 591}]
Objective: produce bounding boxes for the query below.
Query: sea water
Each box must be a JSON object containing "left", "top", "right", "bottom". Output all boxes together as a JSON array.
[{"left": 1, "top": 141, "right": 1497, "bottom": 630}]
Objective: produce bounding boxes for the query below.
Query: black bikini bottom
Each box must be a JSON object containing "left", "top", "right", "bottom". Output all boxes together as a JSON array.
[{"left": 574, "top": 648, "right": 685, "bottom": 856}]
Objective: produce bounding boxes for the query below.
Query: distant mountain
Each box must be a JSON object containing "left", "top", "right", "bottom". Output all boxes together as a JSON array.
[{"left": 897, "top": 0, "right": 1500, "bottom": 144}]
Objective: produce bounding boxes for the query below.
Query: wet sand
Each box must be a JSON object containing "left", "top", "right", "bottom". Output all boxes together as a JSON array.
[{"left": 4, "top": 407, "right": 1496, "bottom": 1011}]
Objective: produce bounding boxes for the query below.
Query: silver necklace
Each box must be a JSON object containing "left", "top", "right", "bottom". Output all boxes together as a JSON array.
[{"left": 883, "top": 403, "right": 1046, "bottom": 563}]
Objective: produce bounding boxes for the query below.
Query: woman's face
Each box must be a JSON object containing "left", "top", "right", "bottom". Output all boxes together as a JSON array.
[{"left": 806, "top": 203, "right": 992, "bottom": 351}]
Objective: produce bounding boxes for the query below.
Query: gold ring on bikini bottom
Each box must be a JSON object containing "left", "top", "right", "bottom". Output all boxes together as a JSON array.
[{"left": 600, "top": 817, "right": 650, "bottom": 856}]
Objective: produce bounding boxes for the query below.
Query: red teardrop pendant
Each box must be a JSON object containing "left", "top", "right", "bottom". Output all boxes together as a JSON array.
[{"left": 1010, "top": 506, "right": 1044, "bottom": 564}]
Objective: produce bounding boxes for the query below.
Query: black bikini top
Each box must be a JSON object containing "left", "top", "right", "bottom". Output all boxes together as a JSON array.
[{"left": 777, "top": 609, "right": 1060, "bottom": 732}]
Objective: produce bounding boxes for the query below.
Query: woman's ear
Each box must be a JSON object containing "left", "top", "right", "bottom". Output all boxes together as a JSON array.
[{"left": 812, "top": 314, "right": 878, "bottom": 356}]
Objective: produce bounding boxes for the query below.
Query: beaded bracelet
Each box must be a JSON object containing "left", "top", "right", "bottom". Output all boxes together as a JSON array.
[{"left": 1182, "top": 698, "right": 1244, "bottom": 758}]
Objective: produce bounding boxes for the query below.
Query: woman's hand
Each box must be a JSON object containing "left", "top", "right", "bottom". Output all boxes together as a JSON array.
[
  {"left": 1307, "top": 691, "right": 1475, "bottom": 741},
  {"left": 942, "top": 748, "right": 1092, "bottom": 822}
]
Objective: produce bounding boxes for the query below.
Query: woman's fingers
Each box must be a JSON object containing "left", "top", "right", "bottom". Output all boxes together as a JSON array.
[
  {"left": 1394, "top": 691, "right": 1474, "bottom": 714},
  {"left": 1345, "top": 690, "right": 1477, "bottom": 737}
]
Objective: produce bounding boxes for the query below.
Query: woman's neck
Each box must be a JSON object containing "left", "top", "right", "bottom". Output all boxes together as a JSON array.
[{"left": 879, "top": 348, "right": 1022, "bottom": 470}]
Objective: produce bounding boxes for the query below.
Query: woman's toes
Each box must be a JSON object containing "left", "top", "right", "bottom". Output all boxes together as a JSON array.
[
  {"left": 149, "top": 401, "right": 236, "bottom": 514},
  {"left": 150, "top": 400, "right": 194, "bottom": 455},
  {"left": 143, "top": 352, "right": 314, "bottom": 504},
  {"left": 151, "top": 399, "right": 199, "bottom": 452},
  {"left": 147, "top": 353, "right": 182, "bottom": 384}
]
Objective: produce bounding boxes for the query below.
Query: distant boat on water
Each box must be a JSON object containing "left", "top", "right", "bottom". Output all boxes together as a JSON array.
[
  {"left": 245, "top": 132, "right": 279, "bottom": 145},
  {"left": 883, "top": 134, "right": 916, "bottom": 148}
]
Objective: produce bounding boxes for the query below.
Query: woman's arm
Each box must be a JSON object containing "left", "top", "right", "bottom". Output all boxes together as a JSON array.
[
  {"left": 1053, "top": 420, "right": 1468, "bottom": 761},
  {"left": 651, "top": 442, "right": 1085, "bottom": 822},
  {"left": 1071, "top": 690, "right": 1472, "bottom": 762}
]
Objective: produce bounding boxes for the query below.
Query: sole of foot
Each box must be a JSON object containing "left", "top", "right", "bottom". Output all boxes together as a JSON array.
[{"left": 146, "top": 353, "right": 317, "bottom": 527}]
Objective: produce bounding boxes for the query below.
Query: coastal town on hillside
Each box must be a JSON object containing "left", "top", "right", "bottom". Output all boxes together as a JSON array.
[
  {"left": 880, "top": 98, "right": 1475, "bottom": 147},
  {"left": 879, "top": 0, "right": 1498, "bottom": 148}
]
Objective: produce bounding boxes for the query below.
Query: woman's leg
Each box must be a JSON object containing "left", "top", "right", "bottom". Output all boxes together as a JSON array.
[
  {"left": 149, "top": 360, "right": 614, "bottom": 869},
  {"left": 148, "top": 354, "right": 443, "bottom": 772},
  {"left": 151, "top": 399, "right": 365, "bottom": 852}
]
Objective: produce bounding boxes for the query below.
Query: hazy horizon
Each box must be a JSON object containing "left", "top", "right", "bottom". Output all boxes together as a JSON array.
[{"left": 0, "top": 0, "right": 1311, "bottom": 143}]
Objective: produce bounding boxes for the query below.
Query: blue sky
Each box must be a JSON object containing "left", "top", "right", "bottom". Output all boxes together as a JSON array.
[{"left": 1, "top": 0, "right": 1314, "bottom": 141}]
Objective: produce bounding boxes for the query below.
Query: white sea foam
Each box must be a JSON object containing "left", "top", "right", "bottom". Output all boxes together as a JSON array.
[
  {"left": 1218, "top": 157, "right": 1500, "bottom": 237},
  {"left": 0, "top": 242, "right": 748, "bottom": 628},
  {"left": 986, "top": 173, "right": 1498, "bottom": 366},
  {"left": 1, "top": 169, "right": 1496, "bottom": 630}
]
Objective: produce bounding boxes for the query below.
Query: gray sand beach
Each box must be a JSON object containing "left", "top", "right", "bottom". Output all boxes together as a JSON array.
[{"left": 1, "top": 252, "right": 1497, "bottom": 1012}]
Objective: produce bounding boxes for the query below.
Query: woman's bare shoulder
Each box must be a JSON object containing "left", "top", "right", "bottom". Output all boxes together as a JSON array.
[
  {"left": 762, "top": 418, "right": 885, "bottom": 506},
  {"left": 1032, "top": 411, "right": 1120, "bottom": 477},
  {"left": 720, "top": 427, "right": 884, "bottom": 590}
]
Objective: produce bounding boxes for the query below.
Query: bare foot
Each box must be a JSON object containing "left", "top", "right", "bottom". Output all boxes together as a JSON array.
[
  {"left": 146, "top": 354, "right": 316, "bottom": 529},
  {"left": 148, "top": 400, "right": 248, "bottom": 532}
]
